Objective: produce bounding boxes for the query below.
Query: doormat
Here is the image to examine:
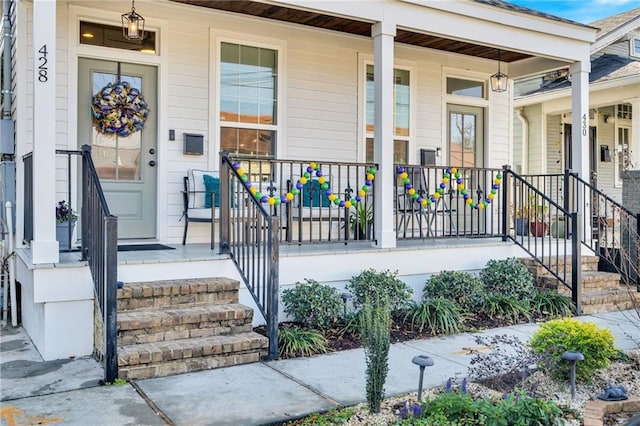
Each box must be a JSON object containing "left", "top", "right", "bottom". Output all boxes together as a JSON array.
[{"left": 117, "top": 244, "right": 176, "bottom": 252}]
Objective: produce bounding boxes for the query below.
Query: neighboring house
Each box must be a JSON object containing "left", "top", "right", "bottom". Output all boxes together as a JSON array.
[
  {"left": 2, "top": 0, "right": 602, "bottom": 376},
  {"left": 513, "top": 8, "right": 640, "bottom": 204}
]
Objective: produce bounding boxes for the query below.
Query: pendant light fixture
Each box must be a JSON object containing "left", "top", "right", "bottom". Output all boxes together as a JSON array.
[
  {"left": 490, "top": 49, "right": 508, "bottom": 92},
  {"left": 122, "top": 0, "right": 145, "bottom": 41}
]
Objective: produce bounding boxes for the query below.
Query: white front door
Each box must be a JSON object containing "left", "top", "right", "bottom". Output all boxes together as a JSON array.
[{"left": 78, "top": 58, "right": 157, "bottom": 239}]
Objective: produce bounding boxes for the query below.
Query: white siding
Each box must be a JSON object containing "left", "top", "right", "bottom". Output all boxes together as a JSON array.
[
  {"left": 525, "top": 104, "right": 544, "bottom": 174},
  {"left": 546, "top": 114, "right": 562, "bottom": 174}
]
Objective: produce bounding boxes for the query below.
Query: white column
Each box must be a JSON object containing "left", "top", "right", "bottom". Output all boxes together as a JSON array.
[
  {"left": 372, "top": 20, "right": 396, "bottom": 249},
  {"left": 630, "top": 98, "right": 640, "bottom": 170},
  {"left": 569, "top": 61, "right": 590, "bottom": 180},
  {"left": 31, "top": 0, "right": 59, "bottom": 264}
]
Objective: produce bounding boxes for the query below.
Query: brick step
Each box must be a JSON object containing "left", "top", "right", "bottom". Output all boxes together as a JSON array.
[
  {"left": 118, "top": 303, "right": 254, "bottom": 346},
  {"left": 579, "top": 289, "right": 636, "bottom": 314},
  {"left": 117, "top": 277, "right": 239, "bottom": 311},
  {"left": 521, "top": 256, "right": 599, "bottom": 277},
  {"left": 540, "top": 271, "right": 622, "bottom": 292},
  {"left": 117, "top": 331, "right": 269, "bottom": 380}
]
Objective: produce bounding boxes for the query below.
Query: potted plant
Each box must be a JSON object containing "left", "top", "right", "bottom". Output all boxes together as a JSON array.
[
  {"left": 529, "top": 203, "right": 549, "bottom": 237},
  {"left": 514, "top": 204, "right": 529, "bottom": 236},
  {"left": 349, "top": 202, "right": 373, "bottom": 240},
  {"left": 56, "top": 200, "right": 77, "bottom": 250}
]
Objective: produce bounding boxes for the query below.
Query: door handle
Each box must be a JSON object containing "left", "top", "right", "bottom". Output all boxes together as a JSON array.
[{"left": 149, "top": 160, "right": 156, "bottom": 167}]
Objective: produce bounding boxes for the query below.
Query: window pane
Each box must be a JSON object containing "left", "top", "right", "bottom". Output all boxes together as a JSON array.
[
  {"left": 220, "top": 127, "right": 275, "bottom": 157},
  {"left": 394, "top": 69, "right": 410, "bottom": 136},
  {"left": 365, "top": 138, "right": 407, "bottom": 164},
  {"left": 634, "top": 38, "right": 640, "bottom": 55},
  {"left": 447, "top": 78, "right": 484, "bottom": 98},
  {"left": 220, "top": 42, "right": 277, "bottom": 125},
  {"left": 449, "top": 112, "right": 476, "bottom": 167},
  {"left": 80, "top": 21, "right": 156, "bottom": 54},
  {"left": 366, "top": 65, "right": 374, "bottom": 133}
]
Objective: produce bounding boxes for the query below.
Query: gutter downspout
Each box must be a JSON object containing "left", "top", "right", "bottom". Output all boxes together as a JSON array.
[
  {"left": 516, "top": 108, "right": 529, "bottom": 174},
  {"left": 1, "top": 0, "right": 15, "bottom": 229}
]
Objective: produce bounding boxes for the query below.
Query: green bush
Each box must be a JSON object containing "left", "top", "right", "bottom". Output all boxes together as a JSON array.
[
  {"left": 480, "top": 293, "right": 531, "bottom": 323},
  {"left": 360, "top": 295, "right": 391, "bottom": 414},
  {"left": 405, "top": 298, "right": 464, "bottom": 335},
  {"left": 278, "top": 327, "right": 329, "bottom": 358},
  {"left": 530, "top": 318, "right": 617, "bottom": 382},
  {"left": 422, "top": 271, "right": 484, "bottom": 312},
  {"left": 346, "top": 269, "right": 412, "bottom": 312},
  {"left": 530, "top": 289, "right": 574, "bottom": 318},
  {"left": 282, "top": 279, "right": 343, "bottom": 329},
  {"left": 479, "top": 258, "right": 534, "bottom": 300}
]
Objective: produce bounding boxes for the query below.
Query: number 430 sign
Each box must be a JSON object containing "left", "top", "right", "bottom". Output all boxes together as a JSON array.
[
  {"left": 37, "top": 45, "right": 48, "bottom": 83},
  {"left": 582, "top": 113, "right": 588, "bottom": 137}
]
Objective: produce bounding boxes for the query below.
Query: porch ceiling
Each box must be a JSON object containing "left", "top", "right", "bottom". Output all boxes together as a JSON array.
[{"left": 170, "top": 0, "right": 531, "bottom": 62}]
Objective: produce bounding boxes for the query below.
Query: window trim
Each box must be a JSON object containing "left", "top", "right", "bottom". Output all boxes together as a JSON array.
[
  {"left": 359, "top": 55, "right": 416, "bottom": 164},
  {"left": 213, "top": 33, "right": 285, "bottom": 165},
  {"left": 630, "top": 36, "right": 640, "bottom": 59}
]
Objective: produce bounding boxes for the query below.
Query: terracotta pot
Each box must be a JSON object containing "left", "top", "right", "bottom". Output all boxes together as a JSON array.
[{"left": 529, "top": 221, "right": 548, "bottom": 237}]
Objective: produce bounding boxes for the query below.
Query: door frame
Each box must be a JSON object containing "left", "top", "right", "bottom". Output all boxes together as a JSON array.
[{"left": 68, "top": 5, "right": 168, "bottom": 240}]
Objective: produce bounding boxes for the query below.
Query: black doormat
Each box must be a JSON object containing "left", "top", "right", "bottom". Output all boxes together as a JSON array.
[{"left": 117, "top": 244, "right": 176, "bottom": 252}]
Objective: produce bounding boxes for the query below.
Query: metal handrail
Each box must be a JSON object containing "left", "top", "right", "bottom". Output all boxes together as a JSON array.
[
  {"left": 220, "top": 153, "right": 279, "bottom": 360},
  {"left": 80, "top": 145, "right": 118, "bottom": 382},
  {"left": 503, "top": 167, "right": 581, "bottom": 313}
]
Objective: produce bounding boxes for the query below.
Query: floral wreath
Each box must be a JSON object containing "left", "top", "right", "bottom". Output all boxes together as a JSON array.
[
  {"left": 92, "top": 81, "right": 149, "bottom": 137},
  {"left": 232, "top": 161, "right": 375, "bottom": 208}
]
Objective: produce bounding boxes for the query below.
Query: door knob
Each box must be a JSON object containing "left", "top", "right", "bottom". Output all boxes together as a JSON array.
[
  {"left": 149, "top": 148, "right": 155, "bottom": 154},
  {"left": 149, "top": 160, "right": 156, "bottom": 167}
]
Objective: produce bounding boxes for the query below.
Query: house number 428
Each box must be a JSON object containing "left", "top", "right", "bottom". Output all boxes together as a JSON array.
[
  {"left": 37, "top": 45, "right": 48, "bottom": 83},
  {"left": 581, "top": 113, "right": 588, "bottom": 136}
]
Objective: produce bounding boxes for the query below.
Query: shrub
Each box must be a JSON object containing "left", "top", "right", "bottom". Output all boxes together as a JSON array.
[
  {"left": 529, "top": 318, "right": 617, "bottom": 382},
  {"left": 405, "top": 298, "right": 464, "bottom": 335},
  {"left": 479, "top": 258, "right": 534, "bottom": 300},
  {"left": 346, "top": 269, "right": 412, "bottom": 312},
  {"left": 282, "top": 279, "right": 343, "bottom": 329},
  {"left": 530, "top": 289, "right": 574, "bottom": 318},
  {"left": 480, "top": 293, "right": 531, "bottom": 323},
  {"left": 422, "top": 271, "right": 484, "bottom": 312},
  {"left": 278, "top": 327, "right": 329, "bottom": 358},
  {"left": 360, "top": 295, "right": 391, "bottom": 413}
]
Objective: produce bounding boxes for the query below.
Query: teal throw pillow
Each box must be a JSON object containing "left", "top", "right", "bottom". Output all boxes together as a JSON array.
[
  {"left": 302, "top": 179, "right": 330, "bottom": 207},
  {"left": 203, "top": 175, "right": 220, "bottom": 208}
]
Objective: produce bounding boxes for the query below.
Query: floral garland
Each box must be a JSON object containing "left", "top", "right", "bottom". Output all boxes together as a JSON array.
[
  {"left": 231, "top": 161, "right": 376, "bottom": 208},
  {"left": 92, "top": 82, "right": 149, "bottom": 137},
  {"left": 397, "top": 166, "right": 501, "bottom": 210}
]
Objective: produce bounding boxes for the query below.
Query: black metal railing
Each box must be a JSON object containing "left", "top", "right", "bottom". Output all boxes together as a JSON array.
[
  {"left": 503, "top": 168, "right": 581, "bottom": 312},
  {"left": 222, "top": 155, "right": 377, "bottom": 245},
  {"left": 81, "top": 145, "right": 118, "bottom": 382},
  {"left": 56, "top": 150, "right": 80, "bottom": 251},
  {"left": 567, "top": 171, "right": 639, "bottom": 287},
  {"left": 220, "top": 153, "right": 279, "bottom": 360},
  {"left": 394, "top": 165, "right": 505, "bottom": 239}
]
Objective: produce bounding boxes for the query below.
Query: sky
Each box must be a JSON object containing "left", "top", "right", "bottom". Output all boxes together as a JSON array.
[{"left": 509, "top": 0, "right": 639, "bottom": 24}]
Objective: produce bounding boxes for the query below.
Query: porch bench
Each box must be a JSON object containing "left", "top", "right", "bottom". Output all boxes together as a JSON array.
[{"left": 181, "top": 169, "right": 220, "bottom": 247}]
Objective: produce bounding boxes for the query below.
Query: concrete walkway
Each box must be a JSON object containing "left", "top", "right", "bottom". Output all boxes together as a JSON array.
[{"left": 2, "top": 310, "right": 639, "bottom": 426}]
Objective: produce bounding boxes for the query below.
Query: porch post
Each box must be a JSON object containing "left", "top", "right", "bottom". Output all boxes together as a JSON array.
[
  {"left": 569, "top": 60, "right": 590, "bottom": 181},
  {"left": 630, "top": 98, "right": 640, "bottom": 171},
  {"left": 31, "top": 0, "right": 59, "bottom": 264},
  {"left": 372, "top": 20, "right": 396, "bottom": 249}
]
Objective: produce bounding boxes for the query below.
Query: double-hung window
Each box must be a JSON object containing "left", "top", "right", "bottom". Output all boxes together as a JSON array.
[
  {"left": 219, "top": 42, "right": 277, "bottom": 158},
  {"left": 365, "top": 64, "right": 410, "bottom": 163}
]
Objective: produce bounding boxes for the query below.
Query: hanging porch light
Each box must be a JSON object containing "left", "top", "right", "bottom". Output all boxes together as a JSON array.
[
  {"left": 490, "top": 49, "right": 508, "bottom": 93},
  {"left": 122, "top": 0, "right": 145, "bottom": 41}
]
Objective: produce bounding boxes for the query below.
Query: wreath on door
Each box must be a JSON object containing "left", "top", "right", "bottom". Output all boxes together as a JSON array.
[{"left": 91, "top": 81, "right": 149, "bottom": 137}]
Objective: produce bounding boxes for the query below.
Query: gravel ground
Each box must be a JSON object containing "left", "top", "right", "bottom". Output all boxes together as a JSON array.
[{"left": 337, "top": 349, "right": 640, "bottom": 426}]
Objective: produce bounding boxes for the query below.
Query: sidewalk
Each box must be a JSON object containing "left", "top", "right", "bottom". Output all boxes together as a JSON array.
[{"left": 2, "top": 310, "right": 639, "bottom": 426}]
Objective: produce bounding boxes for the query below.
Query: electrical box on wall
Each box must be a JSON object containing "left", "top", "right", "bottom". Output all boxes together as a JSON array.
[
  {"left": 420, "top": 149, "right": 436, "bottom": 166},
  {"left": 184, "top": 133, "right": 204, "bottom": 155}
]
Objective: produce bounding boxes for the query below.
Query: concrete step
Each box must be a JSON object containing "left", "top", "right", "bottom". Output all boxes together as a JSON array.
[
  {"left": 117, "top": 277, "right": 239, "bottom": 311},
  {"left": 117, "top": 332, "right": 269, "bottom": 380},
  {"left": 117, "top": 303, "right": 254, "bottom": 346},
  {"left": 541, "top": 271, "right": 622, "bottom": 292}
]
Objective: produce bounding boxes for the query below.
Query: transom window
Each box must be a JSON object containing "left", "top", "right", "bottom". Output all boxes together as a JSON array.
[
  {"left": 617, "top": 104, "right": 632, "bottom": 120},
  {"left": 365, "top": 64, "right": 410, "bottom": 163},
  {"left": 80, "top": 21, "right": 156, "bottom": 54},
  {"left": 219, "top": 42, "right": 278, "bottom": 158},
  {"left": 446, "top": 77, "right": 484, "bottom": 98}
]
